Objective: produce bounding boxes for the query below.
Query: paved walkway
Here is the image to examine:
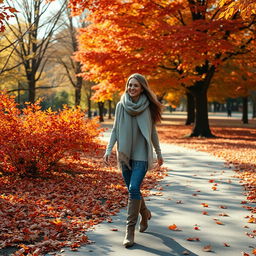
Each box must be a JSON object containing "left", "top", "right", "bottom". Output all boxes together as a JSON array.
[{"left": 62, "top": 130, "right": 255, "bottom": 256}]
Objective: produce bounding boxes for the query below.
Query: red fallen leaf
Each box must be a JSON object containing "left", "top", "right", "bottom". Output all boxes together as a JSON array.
[
  {"left": 246, "top": 232, "right": 255, "bottom": 238},
  {"left": 203, "top": 245, "right": 212, "bottom": 252},
  {"left": 201, "top": 203, "right": 209, "bottom": 207},
  {"left": 212, "top": 186, "right": 217, "bottom": 190},
  {"left": 243, "top": 225, "right": 249, "bottom": 228},
  {"left": 80, "top": 235, "right": 88, "bottom": 243},
  {"left": 224, "top": 243, "right": 230, "bottom": 247},
  {"left": 187, "top": 237, "right": 200, "bottom": 241},
  {"left": 111, "top": 228, "right": 118, "bottom": 231},
  {"left": 215, "top": 220, "right": 224, "bottom": 225},
  {"left": 70, "top": 242, "right": 80, "bottom": 248},
  {"left": 219, "top": 205, "right": 227, "bottom": 209},
  {"left": 194, "top": 226, "right": 200, "bottom": 230},
  {"left": 252, "top": 248, "right": 256, "bottom": 255},
  {"left": 202, "top": 211, "right": 209, "bottom": 215},
  {"left": 241, "top": 201, "right": 247, "bottom": 204},
  {"left": 242, "top": 253, "right": 250, "bottom": 256},
  {"left": 192, "top": 194, "right": 197, "bottom": 196},
  {"left": 219, "top": 212, "right": 229, "bottom": 217},
  {"left": 168, "top": 224, "right": 181, "bottom": 231},
  {"left": 196, "top": 190, "right": 201, "bottom": 192},
  {"left": 209, "top": 179, "right": 214, "bottom": 183}
]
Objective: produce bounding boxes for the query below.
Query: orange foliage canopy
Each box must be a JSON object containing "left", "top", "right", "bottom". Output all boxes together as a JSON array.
[
  {"left": 210, "top": 56, "right": 256, "bottom": 102},
  {"left": 218, "top": 0, "right": 256, "bottom": 19},
  {"left": 0, "top": 92, "right": 102, "bottom": 176},
  {"left": 68, "top": 0, "right": 255, "bottom": 100}
]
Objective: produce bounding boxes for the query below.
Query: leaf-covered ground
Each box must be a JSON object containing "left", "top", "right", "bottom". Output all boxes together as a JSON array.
[
  {"left": 157, "top": 114, "right": 256, "bottom": 214},
  {"left": 0, "top": 146, "right": 166, "bottom": 256}
]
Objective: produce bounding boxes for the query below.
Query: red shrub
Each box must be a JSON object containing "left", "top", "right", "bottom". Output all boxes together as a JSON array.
[{"left": 0, "top": 92, "right": 102, "bottom": 176}]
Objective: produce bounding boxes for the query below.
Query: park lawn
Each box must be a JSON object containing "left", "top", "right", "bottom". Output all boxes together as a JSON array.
[
  {"left": 0, "top": 146, "right": 166, "bottom": 256},
  {"left": 157, "top": 114, "right": 256, "bottom": 215}
]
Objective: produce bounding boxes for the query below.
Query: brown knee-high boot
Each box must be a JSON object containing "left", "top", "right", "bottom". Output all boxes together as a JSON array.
[
  {"left": 139, "top": 197, "right": 151, "bottom": 232},
  {"left": 123, "top": 199, "right": 141, "bottom": 248}
]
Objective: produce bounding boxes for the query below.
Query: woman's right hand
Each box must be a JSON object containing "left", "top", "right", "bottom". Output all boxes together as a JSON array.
[{"left": 103, "top": 154, "right": 110, "bottom": 165}]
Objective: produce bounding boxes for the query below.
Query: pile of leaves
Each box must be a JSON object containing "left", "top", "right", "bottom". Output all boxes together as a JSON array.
[
  {"left": 0, "top": 92, "right": 101, "bottom": 176},
  {"left": 157, "top": 121, "right": 256, "bottom": 214},
  {"left": 0, "top": 149, "right": 166, "bottom": 255}
]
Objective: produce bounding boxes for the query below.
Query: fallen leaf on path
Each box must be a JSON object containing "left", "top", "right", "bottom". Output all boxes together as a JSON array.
[
  {"left": 110, "top": 228, "right": 118, "bottom": 231},
  {"left": 224, "top": 243, "right": 230, "bottom": 247},
  {"left": 187, "top": 237, "right": 200, "bottom": 241},
  {"left": 242, "top": 253, "right": 250, "bottom": 256},
  {"left": 202, "top": 211, "right": 209, "bottom": 215},
  {"left": 176, "top": 200, "right": 183, "bottom": 204},
  {"left": 209, "top": 179, "right": 214, "bottom": 183},
  {"left": 246, "top": 232, "right": 255, "bottom": 238},
  {"left": 219, "top": 205, "right": 227, "bottom": 209},
  {"left": 168, "top": 224, "right": 181, "bottom": 231},
  {"left": 182, "top": 250, "right": 191, "bottom": 255},
  {"left": 212, "top": 186, "right": 217, "bottom": 190},
  {"left": 203, "top": 245, "right": 212, "bottom": 252},
  {"left": 215, "top": 220, "right": 224, "bottom": 225},
  {"left": 252, "top": 248, "right": 256, "bottom": 255},
  {"left": 248, "top": 216, "right": 256, "bottom": 223},
  {"left": 219, "top": 212, "right": 229, "bottom": 217},
  {"left": 201, "top": 203, "right": 209, "bottom": 207}
]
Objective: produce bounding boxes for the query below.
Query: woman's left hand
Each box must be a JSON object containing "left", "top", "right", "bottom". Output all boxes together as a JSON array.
[{"left": 157, "top": 157, "right": 164, "bottom": 167}]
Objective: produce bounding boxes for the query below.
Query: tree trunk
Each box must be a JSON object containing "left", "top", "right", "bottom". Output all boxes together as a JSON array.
[
  {"left": 188, "top": 81, "right": 215, "bottom": 137},
  {"left": 75, "top": 78, "right": 82, "bottom": 106},
  {"left": 252, "top": 100, "right": 256, "bottom": 118},
  {"left": 86, "top": 86, "right": 92, "bottom": 118},
  {"left": 28, "top": 73, "right": 36, "bottom": 103},
  {"left": 185, "top": 92, "right": 195, "bottom": 125},
  {"left": 87, "top": 96, "right": 92, "bottom": 118},
  {"left": 242, "top": 96, "right": 248, "bottom": 124},
  {"left": 108, "top": 100, "right": 112, "bottom": 119},
  {"left": 98, "top": 102, "right": 104, "bottom": 122},
  {"left": 17, "top": 81, "right": 21, "bottom": 105}
]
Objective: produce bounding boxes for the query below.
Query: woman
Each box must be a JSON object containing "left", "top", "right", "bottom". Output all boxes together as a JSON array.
[{"left": 103, "top": 73, "right": 163, "bottom": 248}]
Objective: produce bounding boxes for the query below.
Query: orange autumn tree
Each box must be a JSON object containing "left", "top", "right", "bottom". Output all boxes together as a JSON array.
[
  {"left": 0, "top": 92, "right": 102, "bottom": 176},
  {"left": 69, "top": 0, "right": 256, "bottom": 137},
  {"left": 218, "top": 0, "right": 256, "bottom": 19}
]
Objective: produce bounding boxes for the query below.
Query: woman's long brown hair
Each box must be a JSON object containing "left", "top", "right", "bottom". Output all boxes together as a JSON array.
[{"left": 125, "top": 73, "right": 163, "bottom": 124}]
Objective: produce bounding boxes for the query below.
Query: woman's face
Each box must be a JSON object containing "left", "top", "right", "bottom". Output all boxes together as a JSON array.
[{"left": 127, "top": 78, "right": 143, "bottom": 101}]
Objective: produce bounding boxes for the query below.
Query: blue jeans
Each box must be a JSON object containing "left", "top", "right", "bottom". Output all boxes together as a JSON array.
[{"left": 121, "top": 160, "right": 148, "bottom": 200}]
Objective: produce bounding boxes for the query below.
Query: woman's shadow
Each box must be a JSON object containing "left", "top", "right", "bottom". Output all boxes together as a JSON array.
[{"left": 129, "top": 231, "right": 199, "bottom": 256}]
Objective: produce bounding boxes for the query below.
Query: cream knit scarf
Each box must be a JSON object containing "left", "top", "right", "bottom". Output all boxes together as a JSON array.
[{"left": 116, "top": 93, "right": 151, "bottom": 169}]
